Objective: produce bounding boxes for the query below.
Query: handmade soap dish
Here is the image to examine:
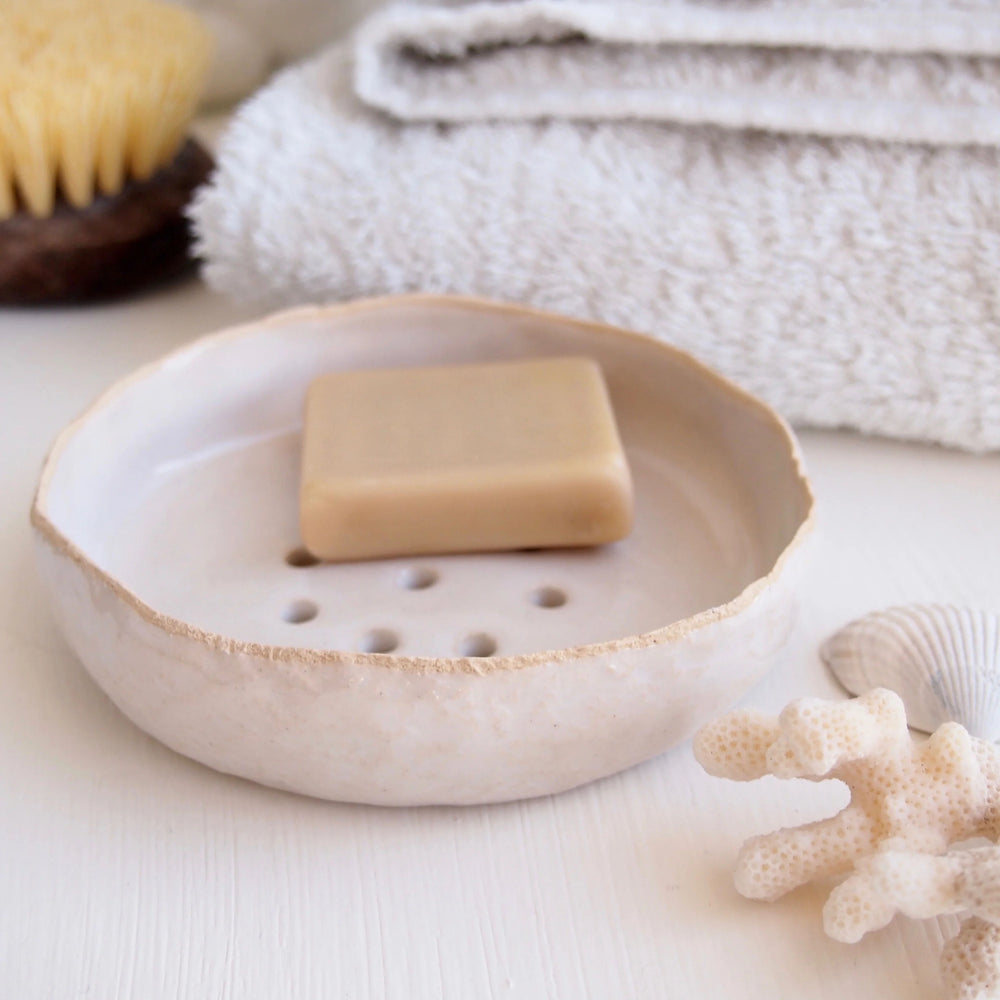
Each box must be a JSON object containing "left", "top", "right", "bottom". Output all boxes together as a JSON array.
[{"left": 31, "top": 296, "right": 815, "bottom": 805}]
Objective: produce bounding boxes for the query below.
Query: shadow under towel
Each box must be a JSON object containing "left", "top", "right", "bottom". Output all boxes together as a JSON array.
[{"left": 191, "top": 32, "right": 1000, "bottom": 451}]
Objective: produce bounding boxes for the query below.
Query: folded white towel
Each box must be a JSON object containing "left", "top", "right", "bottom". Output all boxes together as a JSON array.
[
  {"left": 357, "top": 0, "right": 1000, "bottom": 145},
  {"left": 191, "top": 41, "right": 1000, "bottom": 452}
]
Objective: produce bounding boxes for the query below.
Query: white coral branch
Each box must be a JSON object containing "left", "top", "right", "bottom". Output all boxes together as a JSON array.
[
  {"left": 823, "top": 848, "right": 968, "bottom": 943},
  {"left": 825, "top": 846, "right": 1000, "bottom": 1000},
  {"left": 693, "top": 689, "right": 1000, "bottom": 901},
  {"left": 694, "top": 688, "right": 1000, "bottom": 999}
]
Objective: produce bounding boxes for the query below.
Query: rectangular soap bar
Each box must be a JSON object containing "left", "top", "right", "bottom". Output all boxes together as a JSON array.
[{"left": 299, "top": 356, "right": 633, "bottom": 561}]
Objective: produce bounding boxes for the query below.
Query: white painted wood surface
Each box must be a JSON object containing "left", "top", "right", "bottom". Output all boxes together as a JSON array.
[{"left": 2, "top": 279, "right": 998, "bottom": 999}]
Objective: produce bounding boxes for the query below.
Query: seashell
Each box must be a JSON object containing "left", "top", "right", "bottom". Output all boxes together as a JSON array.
[{"left": 821, "top": 605, "right": 1000, "bottom": 740}]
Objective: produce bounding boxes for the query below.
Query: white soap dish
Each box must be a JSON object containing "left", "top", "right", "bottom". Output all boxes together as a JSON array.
[{"left": 32, "top": 296, "right": 815, "bottom": 805}]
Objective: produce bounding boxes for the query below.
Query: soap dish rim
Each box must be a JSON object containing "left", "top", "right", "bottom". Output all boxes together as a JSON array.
[{"left": 30, "top": 293, "right": 816, "bottom": 675}]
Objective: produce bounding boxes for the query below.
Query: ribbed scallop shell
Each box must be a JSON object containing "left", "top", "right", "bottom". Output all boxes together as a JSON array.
[{"left": 821, "top": 605, "right": 1000, "bottom": 740}]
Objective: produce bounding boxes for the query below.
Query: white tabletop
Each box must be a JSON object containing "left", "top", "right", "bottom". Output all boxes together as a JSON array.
[{"left": 2, "top": 277, "right": 999, "bottom": 999}]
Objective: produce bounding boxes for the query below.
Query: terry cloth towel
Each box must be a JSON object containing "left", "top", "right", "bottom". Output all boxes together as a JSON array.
[
  {"left": 191, "top": 3, "right": 1000, "bottom": 452},
  {"left": 355, "top": 0, "right": 1000, "bottom": 146}
]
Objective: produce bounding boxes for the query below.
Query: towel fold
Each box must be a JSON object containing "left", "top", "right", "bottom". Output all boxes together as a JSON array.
[
  {"left": 356, "top": 0, "right": 1000, "bottom": 145},
  {"left": 191, "top": 39, "right": 1000, "bottom": 452}
]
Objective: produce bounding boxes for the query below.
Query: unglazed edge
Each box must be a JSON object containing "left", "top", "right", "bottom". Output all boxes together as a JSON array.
[{"left": 30, "top": 294, "right": 816, "bottom": 677}]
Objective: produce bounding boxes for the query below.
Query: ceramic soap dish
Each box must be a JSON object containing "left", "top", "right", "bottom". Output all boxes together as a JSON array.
[{"left": 32, "top": 296, "right": 815, "bottom": 805}]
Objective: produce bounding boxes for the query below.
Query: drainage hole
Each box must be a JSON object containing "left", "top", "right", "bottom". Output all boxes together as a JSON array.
[
  {"left": 361, "top": 628, "right": 399, "bottom": 654},
  {"left": 286, "top": 547, "right": 319, "bottom": 568},
  {"left": 398, "top": 566, "right": 439, "bottom": 590},
  {"left": 531, "top": 586, "right": 567, "bottom": 609},
  {"left": 282, "top": 599, "right": 318, "bottom": 624},
  {"left": 459, "top": 632, "right": 498, "bottom": 657}
]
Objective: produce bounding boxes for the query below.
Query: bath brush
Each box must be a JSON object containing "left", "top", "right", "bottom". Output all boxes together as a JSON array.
[{"left": 0, "top": 0, "right": 213, "bottom": 303}]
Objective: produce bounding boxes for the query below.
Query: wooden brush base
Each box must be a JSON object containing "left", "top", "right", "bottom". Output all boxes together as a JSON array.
[{"left": 0, "top": 139, "right": 213, "bottom": 305}]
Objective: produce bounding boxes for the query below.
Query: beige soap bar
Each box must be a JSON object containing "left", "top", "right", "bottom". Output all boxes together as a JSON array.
[{"left": 299, "top": 356, "right": 633, "bottom": 561}]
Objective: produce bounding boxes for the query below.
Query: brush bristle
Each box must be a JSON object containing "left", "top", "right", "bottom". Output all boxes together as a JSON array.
[{"left": 0, "top": 0, "right": 212, "bottom": 219}]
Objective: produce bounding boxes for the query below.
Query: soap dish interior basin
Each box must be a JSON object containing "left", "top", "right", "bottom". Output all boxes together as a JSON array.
[{"left": 32, "top": 296, "right": 815, "bottom": 805}]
